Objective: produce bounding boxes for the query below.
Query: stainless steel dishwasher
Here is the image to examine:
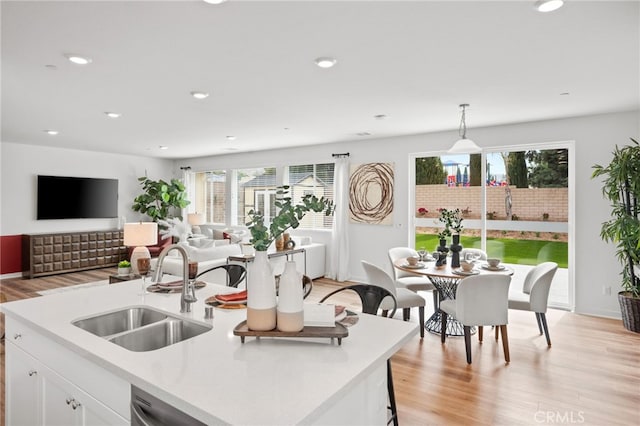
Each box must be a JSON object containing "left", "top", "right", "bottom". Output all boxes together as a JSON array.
[{"left": 131, "top": 385, "right": 206, "bottom": 426}]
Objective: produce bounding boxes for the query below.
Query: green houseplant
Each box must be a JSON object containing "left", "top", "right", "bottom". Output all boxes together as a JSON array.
[
  {"left": 131, "top": 176, "right": 190, "bottom": 222},
  {"left": 592, "top": 138, "right": 640, "bottom": 332},
  {"left": 246, "top": 186, "right": 334, "bottom": 251}
]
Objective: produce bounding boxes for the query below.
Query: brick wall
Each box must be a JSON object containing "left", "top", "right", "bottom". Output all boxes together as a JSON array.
[{"left": 416, "top": 185, "right": 568, "bottom": 221}]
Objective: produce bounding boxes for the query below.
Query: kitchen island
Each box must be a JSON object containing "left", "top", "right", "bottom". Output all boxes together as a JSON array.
[{"left": 2, "top": 278, "right": 417, "bottom": 425}]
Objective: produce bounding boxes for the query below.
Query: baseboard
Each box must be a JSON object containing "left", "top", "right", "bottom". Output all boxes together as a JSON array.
[{"left": 0, "top": 272, "right": 23, "bottom": 279}]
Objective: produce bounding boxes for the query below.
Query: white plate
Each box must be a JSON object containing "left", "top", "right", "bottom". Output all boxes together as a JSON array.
[
  {"left": 156, "top": 283, "right": 183, "bottom": 290},
  {"left": 453, "top": 268, "right": 479, "bottom": 276},
  {"left": 481, "top": 264, "right": 505, "bottom": 271},
  {"left": 402, "top": 262, "right": 425, "bottom": 269},
  {"left": 214, "top": 295, "right": 247, "bottom": 305}
]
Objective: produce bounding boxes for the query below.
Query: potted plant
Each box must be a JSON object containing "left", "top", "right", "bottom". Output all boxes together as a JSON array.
[
  {"left": 592, "top": 138, "right": 640, "bottom": 333},
  {"left": 131, "top": 176, "right": 190, "bottom": 222},
  {"left": 244, "top": 186, "right": 333, "bottom": 331},
  {"left": 117, "top": 260, "right": 131, "bottom": 276}
]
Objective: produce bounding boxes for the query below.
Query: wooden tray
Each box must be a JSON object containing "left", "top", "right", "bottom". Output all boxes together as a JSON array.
[{"left": 233, "top": 320, "right": 349, "bottom": 345}]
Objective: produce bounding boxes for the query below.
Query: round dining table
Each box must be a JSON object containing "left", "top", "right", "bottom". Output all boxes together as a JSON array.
[{"left": 393, "top": 257, "right": 514, "bottom": 336}]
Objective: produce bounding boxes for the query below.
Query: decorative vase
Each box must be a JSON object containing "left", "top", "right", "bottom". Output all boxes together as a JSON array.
[
  {"left": 437, "top": 238, "right": 449, "bottom": 265},
  {"left": 246, "top": 251, "right": 277, "bottom": 331},
  {"left": 450, "top": 234, "right": 463, "bottom": 268},
  {"left": 277, "top": 261, "right": 304, "bottom": 332}
]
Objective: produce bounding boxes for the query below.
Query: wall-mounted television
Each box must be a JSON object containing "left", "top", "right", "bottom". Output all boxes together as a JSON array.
[{"left": 37, "top": 175, "right": 119, "bottom": 220}]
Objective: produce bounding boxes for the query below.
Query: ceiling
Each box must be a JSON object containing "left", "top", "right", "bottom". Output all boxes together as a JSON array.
[{"left": 2, "top": 0, "right": 638, "bottom": 160}]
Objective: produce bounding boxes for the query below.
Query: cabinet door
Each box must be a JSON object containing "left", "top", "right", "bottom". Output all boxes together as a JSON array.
[
  {"left": 5, "top": 342, "right": 41, "bottom": 426},
  {"left": 40, "top": 364, "right": 128, "bottom": 426}
]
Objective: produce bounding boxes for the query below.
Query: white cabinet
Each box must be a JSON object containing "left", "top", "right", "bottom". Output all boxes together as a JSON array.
[{"left": 4, "top": 318, "right": 129, "bottom": 426}]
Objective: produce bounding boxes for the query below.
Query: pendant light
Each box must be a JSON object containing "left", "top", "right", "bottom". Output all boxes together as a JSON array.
[{"left": 449, "top": 103, "right": 481, "bottom": 154}]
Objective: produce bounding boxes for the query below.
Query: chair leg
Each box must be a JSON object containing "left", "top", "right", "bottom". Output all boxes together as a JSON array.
[
  {"left": 535, "top": 312, "right": 544, "bottom": 335},
  {"left": 432, "top": 290, "right": 439, "bottom": 311},
  {"left": 441, "top": 312, "right": 447, "bottom": 343},
  {"left": 499, "top": 325, "right": 510, "bottom": 363},
  {"left": 478, "top": 326, "right": 484, "bottom": 342},
  {"left": 464, "top": 326, "right": 472, "bottom": 364},
  {"left": 387, "top": 359, "right": 399, "bottom": 426},
  {"left": 418, "top": 306, "right": 425, "bottom": 339},
  {"left": 539, "top": 313, "right": 551, "bottom": 347},
  {"left": 382, "top": 310, "right": 389, "bottom": 318},
  {"left": 403, "top": 308, "right": 410, "bottom": 321}
]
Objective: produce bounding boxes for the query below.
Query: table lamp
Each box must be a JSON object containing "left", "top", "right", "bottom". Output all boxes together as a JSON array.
[
  {"left": 188, "top": 213, "right": 205, "bottom": 235},
  {"left": 124, "top": 222, "right": 158, "bottom": 274}
]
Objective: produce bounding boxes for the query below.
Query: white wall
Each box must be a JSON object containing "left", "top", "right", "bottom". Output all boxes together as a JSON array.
[
  {"left": 182, "top": 110, "right": 640, "bottom": 319},
  {"left": 0, "top": 142, "right": 175, "bottom": 235}
]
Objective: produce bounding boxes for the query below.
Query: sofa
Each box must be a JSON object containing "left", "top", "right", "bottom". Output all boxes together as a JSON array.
[{"left": 149, "top": 235, "right": 326, "bottom": 286}]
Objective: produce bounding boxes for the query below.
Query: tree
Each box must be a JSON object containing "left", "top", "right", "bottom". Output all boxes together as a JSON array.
[
  {"left": 416, "top": 157, "right": 447, "bottom": 184},
  {"left": 508, "top": 151, "right": 528, "bottom": 188},
  {"left": 526, "top": 149, "right": 568, "bottom": 188},
  {"left": 469, "top": 153, "right": 482, "bottom": 186}
]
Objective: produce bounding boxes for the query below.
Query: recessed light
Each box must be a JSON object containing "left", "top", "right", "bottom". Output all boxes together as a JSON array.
[
  {"left": 226, "top": 136, "right": 236, "bottom": 141},
  {"left": 44, "top": 130, "right": 59, "bottom": 135},
  {"left": 203, "top": 0, "right": 227, "bottom": 4},
  {"left": 314, "top": 57, "right": 337, "bottom": 68},
  {"left": 104, "top": 112, "right": 121, "bottom": 118},
  {"left": 159, "top": 146, "right": 169, "bottom": 150},
  {"left": 534, "top": 0, "right": 564, "bottom": 13},
  {"left": 190, "top": 91, "right": 209, "bottom": 99},
  {"left": 64, "top": 54, "right": 92, "bottom": 65},
  {"left": 356, "top": 132, "right": 372, "bottom": 137}
]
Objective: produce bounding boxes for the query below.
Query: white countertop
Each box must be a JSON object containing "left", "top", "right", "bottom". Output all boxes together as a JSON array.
[{"left": 2, "top": 278, "right": 418, "bottom": 424}]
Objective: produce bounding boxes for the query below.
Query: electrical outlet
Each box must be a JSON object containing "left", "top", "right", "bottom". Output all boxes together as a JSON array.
[{"left": 603, "top": 286, "right": 612, "bottom": 296}]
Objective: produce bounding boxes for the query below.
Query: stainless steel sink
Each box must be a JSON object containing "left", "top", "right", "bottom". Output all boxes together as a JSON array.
[
  {"left": 109, "top": 318, "right": 212, "bottom": 352},
  {"left": 72, "top": 306, "right": 212, "bottom": 352},
  {"left": 72, "top": 307, "right": 168, "bottom": 337}
]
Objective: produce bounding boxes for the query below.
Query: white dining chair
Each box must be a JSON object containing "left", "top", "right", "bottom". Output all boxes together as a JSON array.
[
  {"left": 362, "top": 260, "right": 425, "bottom": 338},
  {"left": 387, "top": 247, "right": 438, "bottom": 310},
  {"left": 507, "top": 261, "right": 558, "bottom": 346},
  {"left": 460, "top": 248, "right": 488, "bottom": 261},
  {"left": 440, "top": 274, "right": 512, "bottom": 364}
]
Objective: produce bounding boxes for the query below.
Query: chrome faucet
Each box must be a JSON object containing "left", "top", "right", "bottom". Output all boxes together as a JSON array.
[{"left": 152, "top": 244, "right": 197, "bottom": 313}]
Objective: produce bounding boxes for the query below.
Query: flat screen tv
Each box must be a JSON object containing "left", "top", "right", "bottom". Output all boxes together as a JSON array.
[{"left": 37, "top": 175, "right": 118, "bottom": 220}]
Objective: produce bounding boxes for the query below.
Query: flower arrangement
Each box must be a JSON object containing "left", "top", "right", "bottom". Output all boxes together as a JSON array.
[
  {"left": 246, "top": 186, "right": 334, "bottom": 251},
  {"left": 437, "top": 208, "right": 464, "bottom": 238},
  {"left": 416, "top": 207, "right": 428, "bottom": 217}
]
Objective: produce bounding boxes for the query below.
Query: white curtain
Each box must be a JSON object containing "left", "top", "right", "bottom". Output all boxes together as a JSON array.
[{"left": 328, "top": 157, "right": 350, "bottom": 281}]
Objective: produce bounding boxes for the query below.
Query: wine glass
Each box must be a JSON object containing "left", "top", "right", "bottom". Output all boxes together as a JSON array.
[
  {"left": 137, "top": 258, "right": 151, "bottom": 295},
  {"left": 417, "top": 247, "right": 427, "bottom": 261}
]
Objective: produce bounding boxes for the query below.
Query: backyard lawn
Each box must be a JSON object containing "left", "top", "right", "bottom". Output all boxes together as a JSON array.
[{"left": 415, "top": 234, "right": 568, "bottom": 268}]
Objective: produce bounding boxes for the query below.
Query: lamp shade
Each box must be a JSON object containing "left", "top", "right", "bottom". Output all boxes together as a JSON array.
[
  {"left": 448, "top": 138, "right": 482, "bottom": 154},
  {"left": 124, "top": 222, "right": 158, "bottom": 247},
  {"left": 187, "top": 213, "right": 205, "bottom": 226}
]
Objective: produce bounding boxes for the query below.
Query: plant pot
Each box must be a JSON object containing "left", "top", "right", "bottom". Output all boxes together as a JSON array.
[
  {"left": 618, "top": 291, "right": 640, "bottom": 333},
  {"left": 117, "top": 267, "right": 131, "bottom": 276}
]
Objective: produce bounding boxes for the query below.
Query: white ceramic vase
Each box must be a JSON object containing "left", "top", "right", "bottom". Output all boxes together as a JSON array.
[
  {"left": 246, "top": 250, "right": 277, "bottom": 331},
  {"left": 277, "top": 261, "right": 304, "bottom": 332}
]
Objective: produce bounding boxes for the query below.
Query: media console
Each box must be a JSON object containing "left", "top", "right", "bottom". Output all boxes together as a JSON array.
[{"left": 22, "top": 230, "right": 126, "bottom": 278}]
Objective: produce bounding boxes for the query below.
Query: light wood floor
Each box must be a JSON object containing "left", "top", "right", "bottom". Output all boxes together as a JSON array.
[{"left": 2, "top": 269, "right": 639, "bottom": 426}]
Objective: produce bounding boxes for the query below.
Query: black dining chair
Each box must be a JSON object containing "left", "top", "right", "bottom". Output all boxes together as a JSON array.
[
  {"left": 319, "top": 284, "right": 399, "bottom": 426},
  {"left": 196, "top": 264, "right": 246, "bottom": 288}
]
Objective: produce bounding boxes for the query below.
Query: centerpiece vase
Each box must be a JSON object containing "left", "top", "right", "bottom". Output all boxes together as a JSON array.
[
  {"left": 450, "top": 234, "right": 462, "bottom": 268},
  {"left": 437, "top": 238, "right": 449, "bottom": 265},
  {"left": 277, "top": 261, "right": 304, "bottom": 332},
  {"left": 246, "top": 250, "right": 277, "bottom": 331}
]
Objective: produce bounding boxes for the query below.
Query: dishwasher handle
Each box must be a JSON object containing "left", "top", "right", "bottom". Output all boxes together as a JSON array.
[{"left": 131, "top": 401, "right": 154, "bottom": 426}]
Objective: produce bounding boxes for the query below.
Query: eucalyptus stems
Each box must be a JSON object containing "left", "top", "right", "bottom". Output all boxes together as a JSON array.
[
  {"left": 437, "top": 208, "right": 464, "bottom": 239},
  {"left": 246, "top": 186, "right": 334, "bottom": 251}
]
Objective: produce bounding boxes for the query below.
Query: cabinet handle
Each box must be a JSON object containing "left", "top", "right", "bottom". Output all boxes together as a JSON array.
[
  {"left": 13, "top": 333, "right": 22, "bottom": 340},
  {"left": 66, "top": 398, "right": 81, "bottom": 410},
  {"left": 28, "top": 370, "right": 38, "bottom": 376}
]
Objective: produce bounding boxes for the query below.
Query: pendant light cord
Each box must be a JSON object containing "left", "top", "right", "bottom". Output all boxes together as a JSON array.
[{"left": 458, "top": 104, "right": 469, "bottom": 139}]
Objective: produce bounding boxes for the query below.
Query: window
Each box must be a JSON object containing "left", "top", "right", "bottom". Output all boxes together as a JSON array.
[
  {"left": 285, "top": 163, "right": 335, "bottom": 229},
  {"left": 235, "top": 167, "right": 277, "bottom": 226},
  {"left": 193, "top": 170, "right": 226, "bottom": 224}
]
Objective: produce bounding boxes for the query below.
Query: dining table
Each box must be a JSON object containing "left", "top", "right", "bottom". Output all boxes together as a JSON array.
[{"left": 393, "top": 257, "right": 514, "bottom": 336}]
